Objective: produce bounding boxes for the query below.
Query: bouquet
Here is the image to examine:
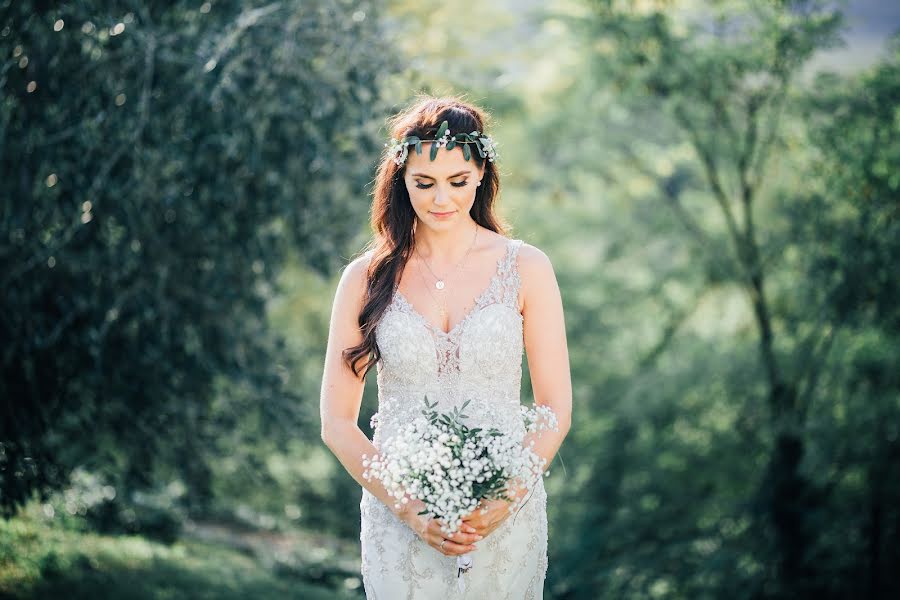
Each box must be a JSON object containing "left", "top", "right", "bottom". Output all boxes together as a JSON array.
[{"left": 362, "top": 396, "right": 559, "bottom": 591}]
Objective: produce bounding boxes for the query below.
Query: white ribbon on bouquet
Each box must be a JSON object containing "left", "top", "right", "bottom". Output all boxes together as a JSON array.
[{"left": 456, "top": 552, "right": 474, "bottom": 592}]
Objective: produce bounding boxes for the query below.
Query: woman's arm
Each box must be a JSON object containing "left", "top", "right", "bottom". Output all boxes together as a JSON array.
[
  {"left": 462, "top": 243, "right": 572, "bottom": 534},
  {"left": 321, "top": 253, "right": 484, "bottom": 554},
  {"left": 319, "top": 254, "right": 410, "bottom": 519},
  {"left": 517, "top": 243, "right": 573, "bottom": 489}
]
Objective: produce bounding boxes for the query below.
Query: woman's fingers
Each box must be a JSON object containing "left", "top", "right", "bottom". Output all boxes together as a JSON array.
[
  {"left": 424, "top": 518, "right": 482, "bottom": 555},
  {"left": 430, "top": 520, "right": 482, "bottom": 545},
  {"left": 461, "top": 518, "right": 482, "bottom": 535},
  {"left": 434, "top": 534, "right": 478, "bottom": 555},
  {"left": 452, "top": 519, "right": 484, "bottom": 539}
]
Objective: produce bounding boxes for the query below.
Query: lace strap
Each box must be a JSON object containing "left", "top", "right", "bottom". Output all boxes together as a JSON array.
[{"left": 497, "top": 238, "right": 524, "bottom": 307}]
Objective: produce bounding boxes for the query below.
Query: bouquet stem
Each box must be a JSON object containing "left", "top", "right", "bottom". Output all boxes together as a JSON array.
[{"left": 456, "top": 552, "right": 473, "bottom": 591}]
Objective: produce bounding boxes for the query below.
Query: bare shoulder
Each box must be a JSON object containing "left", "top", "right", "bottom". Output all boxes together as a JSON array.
[
  {"left": 515, "top": 241, "right": 560, "bottom": 312},
  {"left": 516, "top": 241, "right": 556, "bottom": 282},
  {"left": 344, "top": 250, "right": 373, "bottom": 280},
  {"left": 334, "top": 250, "right": 373, "bottom": 308}
]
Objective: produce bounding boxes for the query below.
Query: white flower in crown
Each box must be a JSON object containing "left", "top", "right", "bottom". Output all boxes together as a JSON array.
[
  {"left": 385, "top": 137, "right": 409, "bottom": 166},
  {"left": 435, "top": 127, "right": 452, "bottom": 148},
  {"left": 478, "top": 135, "right": 498, "bottom": 162}
]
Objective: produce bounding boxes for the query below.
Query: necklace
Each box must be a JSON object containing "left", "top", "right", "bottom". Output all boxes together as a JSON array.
[
  {"left": 415, "top": 259, "right": 448, "bottom": 321},
  {"left": 414, "top": 223, "right": 479, "bottom": 290}
]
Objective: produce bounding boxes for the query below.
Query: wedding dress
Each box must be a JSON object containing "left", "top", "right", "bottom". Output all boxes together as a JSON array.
[{"left": 359, "top": 237, "right": 548, "bottom": 599}]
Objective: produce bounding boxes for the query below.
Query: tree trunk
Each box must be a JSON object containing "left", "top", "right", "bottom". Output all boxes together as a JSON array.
[{"left": 762, "top": 380, "right": 823, "bottom": 598}]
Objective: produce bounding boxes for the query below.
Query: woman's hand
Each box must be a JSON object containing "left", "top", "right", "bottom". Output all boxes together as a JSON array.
[
  {"left": 399, "top": 498, "right": 483, "bottom": 556},
  {"left": 460, "top": 498, "right": 513, "bottom": 539},
  {"left": 462, "top": 483, "right": 530, "bottom": 539}
]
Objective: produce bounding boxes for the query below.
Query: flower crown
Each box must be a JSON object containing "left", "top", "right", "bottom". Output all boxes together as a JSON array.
[{"left": 384, "top": 120, "right": 498, "bottom": 167}]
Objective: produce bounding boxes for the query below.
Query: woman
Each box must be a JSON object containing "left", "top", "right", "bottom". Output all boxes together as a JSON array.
[{"left": 320, "top": 95, "right": 572, "bottom": 598}]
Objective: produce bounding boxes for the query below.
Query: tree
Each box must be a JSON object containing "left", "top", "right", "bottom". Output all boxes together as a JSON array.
[
  {"left": 1, "top": 0, "right": 398, "bottom": 518},
  {"left": 529, "top": 1, "right": 898, "bottom": 597},
  {"left": 793, "top": 38, "right": 900, "bottom": 599}
]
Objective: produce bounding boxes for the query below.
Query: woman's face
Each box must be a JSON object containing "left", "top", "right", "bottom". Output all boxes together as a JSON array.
[{"left": 403, "top": 143, "right": 485, "bottom": 231}]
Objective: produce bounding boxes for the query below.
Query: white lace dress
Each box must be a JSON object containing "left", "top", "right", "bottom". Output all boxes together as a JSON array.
[{"left": 359, "top": 238, "right": 548, "bottom": 599}]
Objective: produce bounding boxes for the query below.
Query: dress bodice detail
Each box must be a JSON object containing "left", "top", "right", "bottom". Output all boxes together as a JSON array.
[{"left": 371, "top": 238, "right": 526, "bottom": 445}]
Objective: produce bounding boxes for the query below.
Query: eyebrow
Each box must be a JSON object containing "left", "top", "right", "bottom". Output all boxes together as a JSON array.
[{"left": 409, "top": 170, "right": 471, "bottom": 180}]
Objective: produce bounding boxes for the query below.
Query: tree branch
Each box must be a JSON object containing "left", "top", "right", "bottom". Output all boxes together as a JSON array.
[
  {"left": 738, "top": 95, "right": 761, "bottom": 234},
  {"left": 638, "top": 290, "right": 701, "bottom": 370},
  {"left": 674, "top": 102, "right": 785, "bottom": 404},
  {"left": 749, "top": 75, "right": 790, "bottom": 195},
  {"left": 620, "top": 145, "right": 738, "bottom": 280},
  {"left": 673, "top": 104, "right": 746, "bottom": 252},
  {"left": 2, "top": 32, "right": 158, "bottom": 289}
]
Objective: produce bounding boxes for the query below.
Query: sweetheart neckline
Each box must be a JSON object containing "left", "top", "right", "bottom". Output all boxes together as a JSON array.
[
  {"left": 394, "top": 282, "right": 495, "bottom": 338},
  {"left": 391, "top": 240, "right": 520, "bottom": 338}
]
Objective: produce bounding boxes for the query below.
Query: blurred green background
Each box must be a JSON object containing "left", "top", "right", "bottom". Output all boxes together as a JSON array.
[{"left": 2, "top": 1, "right": 898, "bottom": 598}]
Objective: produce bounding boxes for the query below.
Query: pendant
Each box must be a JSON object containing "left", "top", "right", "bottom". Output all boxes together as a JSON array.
[{"left": 435, "top": 280, "right": 445, "bottom": 290}]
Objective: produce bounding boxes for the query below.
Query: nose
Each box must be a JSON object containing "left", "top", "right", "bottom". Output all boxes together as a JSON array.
[{"left": 433, "top": 184, "right": 451, "bottom": 206}]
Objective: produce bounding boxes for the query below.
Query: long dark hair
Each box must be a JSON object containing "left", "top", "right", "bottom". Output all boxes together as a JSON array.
[{"left": 342, "top": 94, "right": 509, "bottom": 379}]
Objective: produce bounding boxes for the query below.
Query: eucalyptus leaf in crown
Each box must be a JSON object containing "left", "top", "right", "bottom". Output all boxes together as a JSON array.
[{"left": 384, "top": 120, "right": 499, "bottom": 166}]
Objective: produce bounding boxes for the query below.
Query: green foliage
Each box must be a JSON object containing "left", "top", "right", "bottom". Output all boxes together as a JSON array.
[
  {"left": 800, "top": 39, "right": 900, "bottom": 333},
  {"left": 0, "top": 0, "right": 398, "bottom": 517},
  {"left": 523, "top": 3, "right": 900, "bottom": 598},
  {"left": 0, "top": 506, "right": 359, "bottom": 599},
  {"left": 435, "top": 120, "right": 449, "bottom": 140}
]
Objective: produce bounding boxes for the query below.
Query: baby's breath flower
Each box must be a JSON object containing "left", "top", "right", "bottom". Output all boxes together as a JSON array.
[{"left": 361, "top": 396, "right": 558, "bottom": 585}]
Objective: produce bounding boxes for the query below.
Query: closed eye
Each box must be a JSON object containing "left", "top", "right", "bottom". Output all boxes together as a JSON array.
[{"left": 415, "top": 181, "right": 468, "bottom": 189}]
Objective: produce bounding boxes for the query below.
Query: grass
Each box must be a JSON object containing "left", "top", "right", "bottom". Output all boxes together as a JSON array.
[{"left": 0, "top": 506, "right": 363, "bottom": 600}]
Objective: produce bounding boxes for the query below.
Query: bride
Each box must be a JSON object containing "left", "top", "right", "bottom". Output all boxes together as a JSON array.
[{"left": 320, "top": 94, "right": 572, "bottom": 598}]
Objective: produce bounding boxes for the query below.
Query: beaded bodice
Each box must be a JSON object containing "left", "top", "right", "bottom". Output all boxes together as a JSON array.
[{"left": 370, "top": 238, "right": 526, "bottom": 447}]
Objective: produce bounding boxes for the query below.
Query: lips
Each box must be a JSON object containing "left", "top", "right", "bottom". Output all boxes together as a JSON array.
[{"left": 431, "top": 211, "right": 455, "bottom": 217}]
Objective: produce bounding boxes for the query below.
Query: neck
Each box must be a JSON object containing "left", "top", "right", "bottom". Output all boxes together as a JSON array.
[{"left": 413, "top": 218, "right": 480, "bottom": 266}]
